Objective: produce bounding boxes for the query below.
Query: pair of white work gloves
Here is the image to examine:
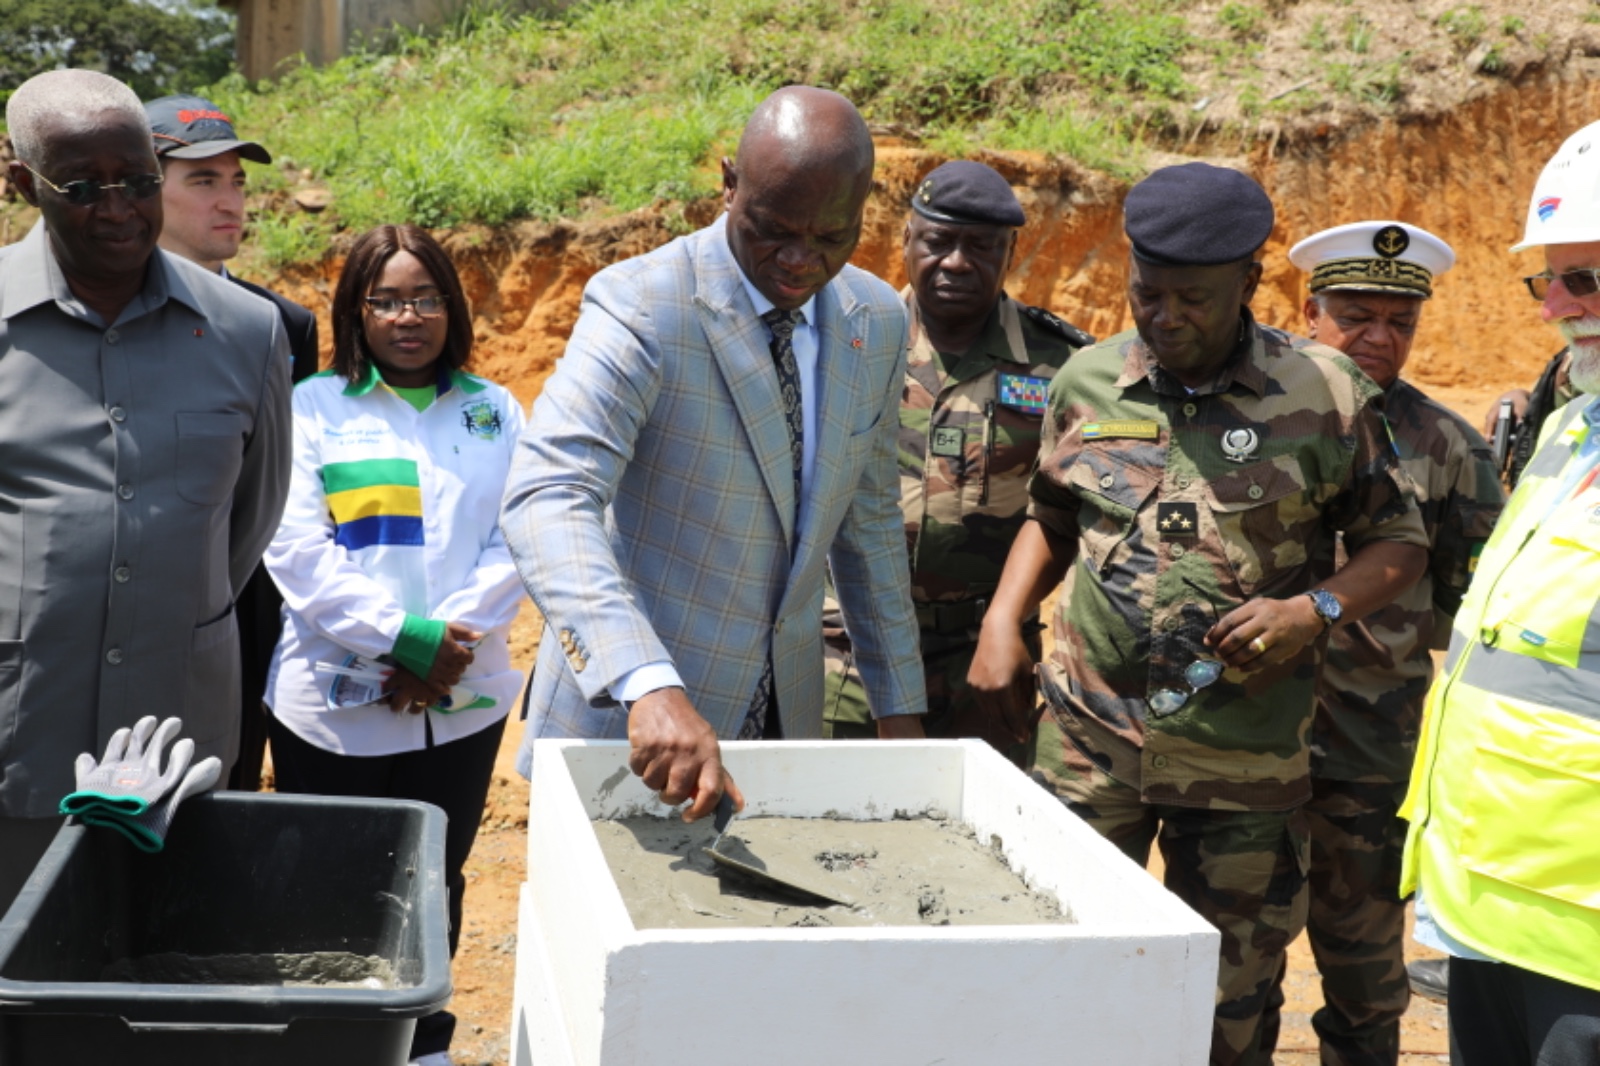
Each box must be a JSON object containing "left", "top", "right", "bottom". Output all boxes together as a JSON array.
[{"left": 58, "top": 716, "right": 222, "bottom": 853}]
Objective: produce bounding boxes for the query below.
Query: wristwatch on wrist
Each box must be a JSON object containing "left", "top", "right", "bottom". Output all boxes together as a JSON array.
[{"left": 1305, "top": 589, "right": 1342, "bottom": 629}]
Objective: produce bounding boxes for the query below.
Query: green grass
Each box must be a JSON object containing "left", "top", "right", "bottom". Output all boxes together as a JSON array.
[{"left": 145, "top": 0, "right": 1194, "bottom": 258}]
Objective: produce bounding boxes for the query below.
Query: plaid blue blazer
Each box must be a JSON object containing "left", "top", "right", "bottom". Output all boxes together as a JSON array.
[{"left": 502, "top": 216, "right": 925, "bottom": 760}]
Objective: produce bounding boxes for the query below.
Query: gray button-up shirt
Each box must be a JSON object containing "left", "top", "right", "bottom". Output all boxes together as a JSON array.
[{"left": 0, "top": 225, "right": 291, "bottom": 816}]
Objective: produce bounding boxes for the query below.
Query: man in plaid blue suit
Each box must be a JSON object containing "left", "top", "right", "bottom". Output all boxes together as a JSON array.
[{"left": 502, "top": 86, "right": 926, "bottom": 818}]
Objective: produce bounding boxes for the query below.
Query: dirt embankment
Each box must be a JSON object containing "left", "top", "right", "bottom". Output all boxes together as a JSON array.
[{"left": 260, "top": 69, "right": 1600, "bottom": 414}]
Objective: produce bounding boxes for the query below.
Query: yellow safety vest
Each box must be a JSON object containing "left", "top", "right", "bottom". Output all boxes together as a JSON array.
[{"left": 1400, "top": 394, "right": 1600, "bottom": 992}]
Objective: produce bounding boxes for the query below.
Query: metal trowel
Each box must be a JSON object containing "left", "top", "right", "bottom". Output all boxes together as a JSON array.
[{"left": 702, "top": 793, "right": 853, "bottom": 908}]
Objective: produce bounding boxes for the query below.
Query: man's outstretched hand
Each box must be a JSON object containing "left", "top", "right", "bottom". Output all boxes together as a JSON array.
[{"left": 626, "top": 686, "right": 745, "bottom": 822}]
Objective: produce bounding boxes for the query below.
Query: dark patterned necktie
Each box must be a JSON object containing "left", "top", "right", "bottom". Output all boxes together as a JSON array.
[
  {"left": 762, "top": 307, "right": 805, "bottom": 503},
  {"left": 738, "top": 308, "right": 805, "bottom": 741}
]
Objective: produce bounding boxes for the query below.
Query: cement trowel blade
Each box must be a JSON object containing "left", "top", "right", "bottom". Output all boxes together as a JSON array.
[{"left": 703, "top": 835, "right": 854, "bottom": 908}]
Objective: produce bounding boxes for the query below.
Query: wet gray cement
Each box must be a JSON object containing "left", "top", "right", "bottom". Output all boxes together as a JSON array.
[
  {"left": 592, "top": 814, "right": 1072, "bottom": 929},
  {"left": 101, "top": 951, "right": 397, "bottom": 988}
]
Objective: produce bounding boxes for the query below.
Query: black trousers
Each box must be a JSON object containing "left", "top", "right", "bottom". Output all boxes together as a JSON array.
[
  {"left": 1449, "top": 956, "right": 1600, "bottom": 1066},
  {"left": 266, "top": 711, "right": 507, "bottom": 1060},
  {"left": 229, "top": 564, "right": 285, "bottom": 791}
]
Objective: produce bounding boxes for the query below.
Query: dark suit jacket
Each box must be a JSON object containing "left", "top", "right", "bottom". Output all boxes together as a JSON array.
[
  {"left": 227, "top": 274, "right": 319, "bottom": 727},
  {"left": 230, "top": 274, "right": 319, "bottom": 384}
]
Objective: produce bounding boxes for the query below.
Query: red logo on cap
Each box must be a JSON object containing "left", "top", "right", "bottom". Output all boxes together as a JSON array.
[{"left": 177, "top": 108, "right": 232, "bottom": 125}]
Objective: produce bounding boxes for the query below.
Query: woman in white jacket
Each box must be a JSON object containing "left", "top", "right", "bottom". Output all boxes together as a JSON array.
[{"left": 264, "top": 223, "right": 525, "bottom": 1066}]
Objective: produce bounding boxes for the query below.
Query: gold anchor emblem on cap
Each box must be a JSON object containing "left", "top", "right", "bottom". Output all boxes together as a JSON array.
[
  {"left": 1220, "top": 427, "right": 1260, "bottom": 464},
  {"left": 1373, "top": 225, "right": 1409, "bottom": 259}
]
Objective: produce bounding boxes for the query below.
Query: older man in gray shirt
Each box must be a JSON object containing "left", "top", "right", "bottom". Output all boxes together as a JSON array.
[{"left": 0, "top": 70, "right": 290, "bottom": 909}]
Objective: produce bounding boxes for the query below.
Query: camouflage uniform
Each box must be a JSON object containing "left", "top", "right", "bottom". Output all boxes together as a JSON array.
[
  {"left": 1258, "top": 380, "right": 1504, "bottom": 1066},
  {"left": 1026, "top": 314, "right": 1428, "bottom": 1066},
  {"left": 822, "top": 289, "right": 1089, "bottom": 750}
]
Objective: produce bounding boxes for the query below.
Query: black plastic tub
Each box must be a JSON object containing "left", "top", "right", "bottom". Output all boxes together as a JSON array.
[{"left": 0, "top": 792, "right": 451, "bottom": 1066}]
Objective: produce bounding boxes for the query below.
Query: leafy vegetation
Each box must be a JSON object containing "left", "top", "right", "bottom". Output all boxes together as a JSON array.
[
  {"left": 1438, "top": 5, "right": 1489, "bottom": 47},
  {"left": 0, "top": 0, "right": 233, "bottom": 105},
  {"left": 124, "top": 0, "right": 1191, "bottom": 253}
]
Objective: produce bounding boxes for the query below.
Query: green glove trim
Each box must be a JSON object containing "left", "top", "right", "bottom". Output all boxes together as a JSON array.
[
  {"left": 80, "top": 811, "right": 165, "bottom": 853},
  {"left": 60, "top": 791, "right": 148, "bottom": 817},
  {"left": 393, "top": 615, "right": 447, "bottom": 678}
]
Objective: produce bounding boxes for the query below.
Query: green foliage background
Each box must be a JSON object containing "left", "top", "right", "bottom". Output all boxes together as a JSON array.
[
  {"left": 197, "top": 0, "right": 1190, "bottom": 260},
  {"left": 0, "top": 0, "right": 233, "bottom": 106}
]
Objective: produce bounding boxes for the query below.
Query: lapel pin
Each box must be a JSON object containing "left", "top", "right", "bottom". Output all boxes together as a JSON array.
[
  {"left": 851, "top": 337, "right": 863, "bottom": 348},
  {"left": 193, "top": 328, "right": 205, "bottom": 338}
]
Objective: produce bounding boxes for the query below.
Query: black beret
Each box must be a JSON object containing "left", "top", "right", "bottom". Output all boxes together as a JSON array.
[
  {"left": 911, "top": 161, "right": 1026, "bottom": 227},
  {"left": 1123, "top": 162, "right": 1274, "bottom": 266}
]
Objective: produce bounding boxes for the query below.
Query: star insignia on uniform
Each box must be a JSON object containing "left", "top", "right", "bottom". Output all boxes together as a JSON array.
[{"left": 1157, "top": 502, "right": 1199, "bottom": 539}]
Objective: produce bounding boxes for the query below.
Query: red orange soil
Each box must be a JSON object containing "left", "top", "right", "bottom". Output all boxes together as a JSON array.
[{"left": 256, "top": 72, "right": 1600, "bottom": 419}]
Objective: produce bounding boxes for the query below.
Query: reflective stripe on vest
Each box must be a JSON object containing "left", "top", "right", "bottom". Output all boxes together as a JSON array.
[{"left": 1457, "top": 644, "right": 1600, "bottom": 726}]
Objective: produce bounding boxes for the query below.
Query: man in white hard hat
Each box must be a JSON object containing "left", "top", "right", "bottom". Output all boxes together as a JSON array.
[
  {"left": 1398, "top": 120, "right": 1600, "bottom": 1064},
  {"left": 1260, "top": 222, "right": 1505, "bottom": 1064}
]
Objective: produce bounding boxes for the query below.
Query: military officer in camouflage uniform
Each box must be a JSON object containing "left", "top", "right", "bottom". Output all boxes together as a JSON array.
[
  {"left": 821, "top": 160, "right": 1092, "bottom": 751},
  {"left": 969, "top": 164, "right": 1430, "bottom": 1066},
  {"left": 1254, "top": 222, "right": 1505, "bottom": 1065}
]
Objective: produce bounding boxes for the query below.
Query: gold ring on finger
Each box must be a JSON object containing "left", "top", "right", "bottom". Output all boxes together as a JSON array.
[{"left": 1249, "top": 637, "right": 1268, "bottom": 655}]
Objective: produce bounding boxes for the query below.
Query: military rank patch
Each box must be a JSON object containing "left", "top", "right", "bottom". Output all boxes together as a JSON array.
[
  {"left": 1157, "top": 502, "right": 1198, "bottom": 538},
  {"left": 998, "top": 373, "right": 1051, "bottom": 415},
  {"left": 1082, "top": 420, "right": 1160, "bottom": 441},
  {"left": 930, "top": 426, "right": 966, "bottom": 458}
]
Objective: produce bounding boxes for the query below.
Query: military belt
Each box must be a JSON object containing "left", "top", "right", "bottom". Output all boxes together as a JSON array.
[{"left": 914, "top": 599, "right": 988, "bottom": 634}]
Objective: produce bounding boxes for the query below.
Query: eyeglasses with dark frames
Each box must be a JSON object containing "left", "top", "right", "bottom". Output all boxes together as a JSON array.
[
  {"left": 1523, "top": 268, "right": 1600, "bottom": 302},
  {"left": 1147, "top": 577, "right": 1227, "bottom": 718},
  {"left": 363, "top": 296, "right": 449, "bottom": 320},
  {"left": 21, "top": 163, "right": 163, "bottom": 206}
]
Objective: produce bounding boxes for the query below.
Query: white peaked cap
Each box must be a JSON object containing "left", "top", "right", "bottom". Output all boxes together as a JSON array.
[{"left": 1289, "top": 221, "right": 1454, "bottom": 298}]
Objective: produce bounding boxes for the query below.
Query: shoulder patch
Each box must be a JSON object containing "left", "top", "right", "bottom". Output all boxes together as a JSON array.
[{"left": 1018, "top": 303, "right": 1096, "bottom": 348}]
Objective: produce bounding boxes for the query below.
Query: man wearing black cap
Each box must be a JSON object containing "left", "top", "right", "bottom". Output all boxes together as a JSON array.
[
  {"left": 971, "top": 162, "right": 1429, "bottom": 1065},
  {"left": 821, "top": 160, "right": 1092, "bottom": 754},
  {"left": 146, "top": 93, "right": 319, "bottom": 791}
]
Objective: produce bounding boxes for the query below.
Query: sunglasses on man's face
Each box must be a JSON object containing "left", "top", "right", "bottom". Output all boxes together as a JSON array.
[
  {"left": 1523, "top": 267, "right": 1600, "bottom": 302},
  {"left": 21, "top": 163, "right": 164, "bottom": 207}
]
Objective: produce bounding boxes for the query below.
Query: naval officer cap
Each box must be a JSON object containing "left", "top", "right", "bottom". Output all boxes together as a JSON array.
[
  {"left": 911, "top": 161, "right": 1027, "bottom": 227},
  {"left": 1288, "top": 221, "right": 1455, "bottom": 299},
  {"left": 1123, "top": 162, "right": 1275, "bottom": 266}
]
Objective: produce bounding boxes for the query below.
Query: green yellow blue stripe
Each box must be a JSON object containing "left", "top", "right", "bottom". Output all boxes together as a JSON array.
[
  {"left": 326, "top": 485, "right": 424, "bottom": 525},
  {"left": 322, "top": 459, "right": 425, "bottom": 549},
  {"left": 323, "top": 458, "right": 420, "bottom": 494}
]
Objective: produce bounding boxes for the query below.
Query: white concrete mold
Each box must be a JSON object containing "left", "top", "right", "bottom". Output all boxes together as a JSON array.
[{"left": 510, "top": 739, "right": 1219, "bottom": 1066}]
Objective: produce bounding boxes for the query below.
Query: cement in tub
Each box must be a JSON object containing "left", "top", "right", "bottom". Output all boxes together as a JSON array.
[{"left": 0, "top": 792, "right": 451, "bottom": 1066}]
